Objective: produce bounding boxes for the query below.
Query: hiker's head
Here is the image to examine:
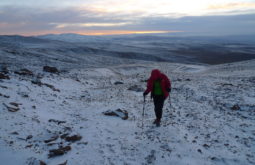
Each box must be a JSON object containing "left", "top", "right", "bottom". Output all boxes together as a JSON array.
[{"left": 151, "top": 69, "right": 161, "bottom": 80}]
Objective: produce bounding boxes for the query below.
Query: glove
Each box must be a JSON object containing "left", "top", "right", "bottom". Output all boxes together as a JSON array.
[
  {"left": 143, "top": 91, "right": 148, "bottom": 97},
  {"left": 166, "top": 88, "right": 171, "bottom": 93}
]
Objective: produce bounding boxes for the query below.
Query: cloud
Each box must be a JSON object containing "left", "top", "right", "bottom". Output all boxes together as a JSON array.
[
  {"left": 208, "top": 2, "right": 255, "bottom": 10},
  {"left": 0, "top": 4, "right": 255, "bottom": 35}
]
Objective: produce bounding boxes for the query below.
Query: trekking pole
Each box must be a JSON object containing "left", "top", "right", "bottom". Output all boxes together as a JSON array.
[
  {"left": 169, "top": 95, "right": 171, "bottom": 110},
  {"left": 142, "top": 96, "right": 145, "bottom": 129}
]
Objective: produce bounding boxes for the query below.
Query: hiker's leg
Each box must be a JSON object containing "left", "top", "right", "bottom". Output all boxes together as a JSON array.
[
  {"left": 153, "top": 95, "right": 162, "bottom": 120},
  {"left": 157, "top": 95, "right": 165, "bottom": 120}
]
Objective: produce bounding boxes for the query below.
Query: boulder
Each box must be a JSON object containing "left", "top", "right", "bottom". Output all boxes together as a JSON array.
[
  {"left": 103, "top": 109, "right": 128, "bottom": 120},
  {"left": 65, "top": 135, "right": 82, "bottom": 142},
  {"left": 14, "top": 68, "right": 33, "bottom": 76},
  {"left": 3, "top": 103, "right": 20, "bottom": 112},
  {"left": 44, "top": 135, "right": 59, "bottom": 143},
  {"left": 48, "top": 146, "right": 71, "bottom": 158},
  {"left": 43, "top": 66, "right": 59, "bottom": 73}
]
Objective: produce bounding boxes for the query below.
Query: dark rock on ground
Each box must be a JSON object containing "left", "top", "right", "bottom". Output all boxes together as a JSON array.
[
  {"left": 14, "top": 68, "right": 33, "bottom": 76},
  {"left": 43, "top": 66, "right": 59, "bottom": 73},
  {"left": 25, "top": 144, "right": 33, "bottom": 148},
  {"left": 48, "top": 146, "right": 71, "bottom": 158},
  {"left": 3, "top": 103, "right": 20, "bottom": 112},
  {"left": 26, "top": 157, "right": 46, "bottom": 165},
  {"left": 31, "top": 79, "right": 43, "bottom": 86},
  {"left": 43, "top": 83, "right": 60, "bottom": 92},
  {"left": 0, "top": 93, "right": 10, "bottom": 98},
  {"left": 231, "top": 104, "right": 240, "bottom": 110},
  {"left": 48, "top": 119, "right": 66, "bottom": 125},
  {"left": 10, "top": 102, "right": 22, "bottom": 107},
  {"left": 32, "top": 79, "right": 60, "bottom": 92},
  {"left": 44, "top": 135, "right": 59, "bottom": 143},
  {"left": 114, "top": 81, "right": 124, "bottom": 85},
  {"left": 10, "top": 131, "right": 19, "bottom": 135},
  {"left": 203, "top": 144, "right": 210, "bottom": 148},
  {"left": 65, "top": 135, "right": 82, "bottom": 142},
  {"left": 103, "top": 109, "right": 128, "bottom": 120},
  {"left": 26, "top": 135, "right": 33, "bottom": 140},
  {"left": 58, "top": 160, "right": 67, "bottom": 165},
  {"left": 128, "top": 85, "right": 144, "bottom": 92},
  {"left": 0, "top": 73, "right": 10, "bottom": 79},
  {"left": 40, "top": 160, "right": 47, "bottom": 165}
]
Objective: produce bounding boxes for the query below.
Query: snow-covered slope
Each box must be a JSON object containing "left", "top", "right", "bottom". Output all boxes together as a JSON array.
[{"left": 1, "top": 59, "right": 254, "bottom": 165}]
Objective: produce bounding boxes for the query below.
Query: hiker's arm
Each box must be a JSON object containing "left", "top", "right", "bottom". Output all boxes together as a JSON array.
[{"left": 144, "top": 78, "right": 153, "bottom": 95}]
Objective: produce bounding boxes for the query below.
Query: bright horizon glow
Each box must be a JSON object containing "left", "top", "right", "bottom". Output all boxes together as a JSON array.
[
  {"left": 15, "top": 30, "right": 181, "bottom": 36},
  {"left": 0, "top": 0, "right": 255, "bottom": 36}
]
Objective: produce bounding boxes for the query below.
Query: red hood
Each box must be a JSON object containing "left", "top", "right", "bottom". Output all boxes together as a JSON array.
[{"left": 150, "top": 69, "right": 162, "bottom": 80}]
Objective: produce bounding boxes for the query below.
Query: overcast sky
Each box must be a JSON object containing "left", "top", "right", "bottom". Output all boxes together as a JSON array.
[{"left": 0, "top": 0, "right": 255, "bottom": 36}]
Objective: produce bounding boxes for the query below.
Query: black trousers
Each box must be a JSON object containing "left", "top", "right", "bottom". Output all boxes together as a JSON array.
[{"left": 152, "top": 95, "right": 165, "bottom": 120}]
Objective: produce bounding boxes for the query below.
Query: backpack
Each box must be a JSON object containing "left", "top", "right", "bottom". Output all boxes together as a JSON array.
[{"left": 153, "top": 79, "right": 163, "bottom": 95}]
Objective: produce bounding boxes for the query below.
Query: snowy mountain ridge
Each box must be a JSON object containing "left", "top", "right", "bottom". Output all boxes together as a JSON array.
[{"left": 1, "top": 58, "right": 255, "bottom": 165}]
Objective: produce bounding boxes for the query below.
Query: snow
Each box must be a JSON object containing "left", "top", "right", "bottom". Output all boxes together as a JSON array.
[{"left": 1, "top": 58, "right": 255, "bottom": 165}]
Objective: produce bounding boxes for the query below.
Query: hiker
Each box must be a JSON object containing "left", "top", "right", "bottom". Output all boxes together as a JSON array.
[{"left": 143, "top": 69, "right": 171, "bottom": 127}]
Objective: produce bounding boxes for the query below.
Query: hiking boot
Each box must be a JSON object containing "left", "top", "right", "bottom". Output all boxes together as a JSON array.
[
  {"left": 155, "top": 120, "right": 160, "bottom": 127},
  {"left": 153, "top": 118, "right": 161, "bottom": 127}
]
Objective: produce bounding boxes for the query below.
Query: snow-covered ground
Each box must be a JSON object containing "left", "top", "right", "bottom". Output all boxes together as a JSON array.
[{"left": 1, "top": 59, "right": 254, "bottom": 165}]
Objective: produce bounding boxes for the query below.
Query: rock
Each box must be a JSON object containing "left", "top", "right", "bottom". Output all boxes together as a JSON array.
[
  {"left": 26, "top": 157, "right": 46, "bottom": 165},
  {"left": 14, "top": 68, "right": 33, "bottom": 76},
  {"left": 58, "top": 160, "right": 67, "bottom": 165},
  {"left": 31, "top": 79, "right": 43, "bottom": 86},
  {"left": 26, "top": 135, "right": 33, "bottom": 140},
  {"left": 231, "top": 104, "right": 240, "bottom": 110},
  {"left": 48, "top": 119, "right": 66, "bottom": 125},
  {"left": 103, "top": 109, "right": 128, "bottom": 120},
  {"left": 10, "top": 131, "right": 19, "bottom": 135},
  {"left": 65, "top": 135, "right": 82, "bottom": 142},
  {"left": 0, "top": 73, "right": 10, "bottom": 79},
  {"left": 10, "top": 102, "right": 22, "bottom": 107},
  {"left": 203, "top": 144, "right": 210, "bottom": 148},
  {"left": 0, "top": 93, "right": 10, "bottom": 98},
  {"left": 224, "top": 143, "right": 229, "bottom": 147},
  {"left": 48, "top": 146, "right": 71, "bottom": 158},
  {"left": 3, "top": 103, "right": 20, "bottom": 112},
  {"left": 128, "top": 85, "right": 144, "bottom": 92},
  {"left": 114, "top": 81, "right": 124, "bottom": 85},
  {"left": 44, "top": 135, "right": 59, "bottom": 143},
  {"left": 25, "top": 144, "right": 33, "bottom": 148},
  {"left": 43, "top": 83, "right": 60, "bottom": 92},
  {"left": 43, "top": 66, "right": 59, "bottom": 73},
  {"left": 40, "top": 161, "right": 47, "bottom": 165}
]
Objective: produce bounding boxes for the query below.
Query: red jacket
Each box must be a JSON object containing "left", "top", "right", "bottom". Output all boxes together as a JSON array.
[{"left": 144, "top": 69, "right": 171, "bottom": 99}]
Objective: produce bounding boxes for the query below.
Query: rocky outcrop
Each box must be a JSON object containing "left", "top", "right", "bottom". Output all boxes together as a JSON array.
[
  {"left": 103, "top": 109, "right": 128, "bottom": 120},
  {"left": 43, "top": 66, "right": 59, "bottom": 73}
]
